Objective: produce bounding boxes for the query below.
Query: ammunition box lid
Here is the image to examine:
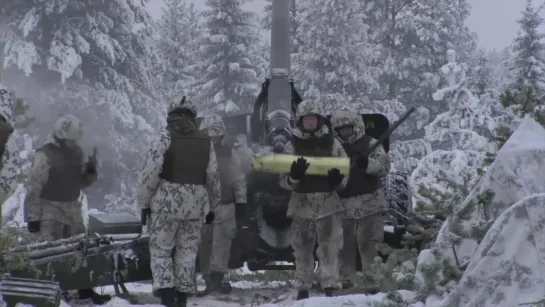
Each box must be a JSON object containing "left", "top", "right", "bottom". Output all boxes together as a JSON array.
[{"left": 88, "top": 213, "right": 142, "bottom": 235}]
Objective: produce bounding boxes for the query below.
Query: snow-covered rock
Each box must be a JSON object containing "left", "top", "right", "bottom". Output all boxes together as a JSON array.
[
  {"left": 437, "top": 193, "right": 545, "bottom": 306},
  {"left": 415, "top": 116, "right": 545, "bottom": 293}
]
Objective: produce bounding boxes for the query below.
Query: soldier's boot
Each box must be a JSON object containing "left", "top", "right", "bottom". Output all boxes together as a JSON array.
[
  {"left": 323, "top": 287, "right": 336, "bottom": 297},
  {"left": 175, "top": 291, "right": 188, "bottom": 307},
  {"left": 196, "top": 272, "right": 223, "bottom": 297},
  {"left": 157, "top": 288, "right": 176, "bottom": 307},
  {"left": 296, "top": 290, "right": 309, "bottom": 300},
  {"left": 341, "top": 280, "right": 354, "bottom": 290},
  {"left": 78, "top": 288, "right": 111, "bottom": 304},
  {"left": 219, "top": 280, "right": 232, "bottom": 294}
]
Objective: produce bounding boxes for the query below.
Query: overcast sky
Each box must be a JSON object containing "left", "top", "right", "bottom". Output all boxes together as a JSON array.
[{"left": 147, "top": 0, "right": 529, "bottom": 51}]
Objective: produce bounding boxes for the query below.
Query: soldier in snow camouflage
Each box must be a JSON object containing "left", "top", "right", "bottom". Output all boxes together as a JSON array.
[
  {"left": 0, "top": 84, "right": 16, "bottom": 219},
  {"left": 23, "top": 114, "right": 109, "bottom": 303},
  {"left": 197, "top": 114, "right": 247, "bottom": 296},
  {"left": 279, "top": 100, "right": 347, "bottom": 300},
  {"left": 330, "top": 109, "right": 391, "bottom": 290},
  {"left": 137, "top": 97, "right": 221, "bottom": 307}
]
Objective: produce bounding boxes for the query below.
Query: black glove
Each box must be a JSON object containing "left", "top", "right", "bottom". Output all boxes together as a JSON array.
[
  {"left": 235, "top": 203, "right": 246, "bottom": 220},
  {"left": 27, "top": 221, "right": 40, "bottom": 233},
  {"left": 356, "top": 155, "right": 369, "bottom": 170},
  {"left": 327, "top": 168, "right": 344, "bottom": 188},
  {"left": 86, "top": 147, "right": 98, "bottom": 173},
  {"left": 141, "top": 209, "right": 151, "bottom": 226},
  {"left": 205, "top": 212, "right": 215, "bottom": 224},
  {"left": 290, "top": 157, "right": 309, "bottom": 180}
]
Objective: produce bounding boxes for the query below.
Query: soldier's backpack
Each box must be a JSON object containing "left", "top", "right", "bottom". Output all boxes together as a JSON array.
[{"left": 0, "top": 116, "right": 13, "bottom": 159}]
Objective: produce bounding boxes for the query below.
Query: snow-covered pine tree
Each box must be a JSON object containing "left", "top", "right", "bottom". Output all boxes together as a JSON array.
[
  {"left": 261, "top": 0, "right": 301, "bottom": 53},
  {"left": 0, "top": 0, "right": 164, "bottom": 212},
  {"left": 158, "top": 0, "right": 204, "bottom": 100},
  {"left": 361, "top": 0, "right": 477, "bottom": 137},
  {"left": 467, "top": 49, "right": 495, "bottom": 99},
  {"left": 501, "top": 0, "right": 545, "bottom": 125},
  {"left": 195, "top": 0, "right": 263, "bottom": 115},
  {"left": 293, "top": 0, "right": 380, "bottom": 110}
]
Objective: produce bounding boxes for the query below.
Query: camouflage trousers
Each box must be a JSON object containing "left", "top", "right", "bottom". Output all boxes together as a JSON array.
[
  {"left": 339, "top": 214, "right": 384, "bottom": 281},
  {"left": 291, "top": 213, "right": 343, "bottom": 290},
  {"left": 36, "top": 219, "right": 86, "bottom": 241},
  {"left": 149, "top": 213, "right": 203, "bottom": 293},
  {"left": 33, "top": 200, "right": 86, "bottom": 241},
  {"left": 198, "top": 217, "right": 237, "bottom": 279}
]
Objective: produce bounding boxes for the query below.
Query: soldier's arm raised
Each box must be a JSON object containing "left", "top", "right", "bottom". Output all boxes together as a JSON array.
[
  {"left": 366, "top": 138, "right": 390, "bottom": 177},
  {"left": 137, "top": 130, "right": 170, "bottom": 210},
  {"left": 23, "top": 151, "right": 50, "bottom": 222},
  {"left": 332, "top": 138, "right": 349, "bottom": 191},
  {"left": 231, "top": 150, "right": 247, "bottom": 203},
  {"left": 278, "top": 141, "right": 298, "bottom": 191},
  {"left": 80, "top": 148, "right": 98, "bottom": 188},
  {"left": 205, "top": 142, "right": 221, "bottom": 211}
]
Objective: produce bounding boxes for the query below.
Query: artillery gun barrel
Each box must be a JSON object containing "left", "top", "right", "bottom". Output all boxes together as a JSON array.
[
  {"left": 10, "top": 234, "right": 88, "bottom": 253},
  {"left": 270, "top": 0, "right": 290, "bottom": 75}
]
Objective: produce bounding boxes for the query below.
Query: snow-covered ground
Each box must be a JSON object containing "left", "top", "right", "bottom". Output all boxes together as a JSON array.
[{"left": 62, "top": 281, "right": 423, "bottom": 307}]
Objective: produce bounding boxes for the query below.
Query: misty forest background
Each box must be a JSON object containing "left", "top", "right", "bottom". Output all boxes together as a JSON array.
[{"left": 0, "top": 0, "right": 544, "bottom": 216}]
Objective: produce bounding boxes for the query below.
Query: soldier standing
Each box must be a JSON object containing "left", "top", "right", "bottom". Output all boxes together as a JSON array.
[
  {"left": 279, "top": 100, "right": 348, "bottom": 300},
  {"left": 196, "top": 114, "right": 247, "bottom": 296},
  {"left": 330, "top": 110, "right": 391, "bottom": 291},
  {"left": 137, "top": 97, "right": 221, "bottom": 307},
  {"left": 23, "top": 114, "right": 109, "bottom": 304}
]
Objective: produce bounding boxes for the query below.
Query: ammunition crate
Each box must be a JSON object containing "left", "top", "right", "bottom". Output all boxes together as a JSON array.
[{"left": 88, "top": 212, "right": 142, "bottom": 235}]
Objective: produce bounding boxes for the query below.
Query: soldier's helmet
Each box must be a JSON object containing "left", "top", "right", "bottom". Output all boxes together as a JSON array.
[
  {"left": 168, "top": 96, "right": 197, "bottom": 118},
  {"left": 199, "top": 113, "right": 226, "bottom": 137},
  {"left": 330, "top": 109, "right": 364, "bottom": 143},
  {"left": 295, "top": 100, "right": 323, "bottom": 121},
  {"left": 53, "top": 114, "right": 82, "bottom": 140}
]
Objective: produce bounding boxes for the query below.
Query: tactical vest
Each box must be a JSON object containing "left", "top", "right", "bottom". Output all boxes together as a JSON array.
[
  {"left": 291, "top": 133, "right": 335, "bottom": 193},
  {"left": 338, "top": 135, "right": 381, "bottom": 198},
  {"left": 215, "top": 143, "right": 235, "bottom": 204},
  {"left": 39, "top": 143, "right": 84, "bottom": 202},
  {"left": 159, "top": 126, "right": 211, "bottom": 185},
  {"left": 0, "top": 116, "right": 13, "bottom": 159}
]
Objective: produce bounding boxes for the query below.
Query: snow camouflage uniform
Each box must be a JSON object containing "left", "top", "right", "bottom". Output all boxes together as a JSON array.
[
  {"left": 330, "top": 110, "right": 391, "bottom": 286},
  {"left": 279, "top": 100, "right": 348, "bottom": 298},
  {"left": 23, "top": 114, "right": 109, "bottom": 303},
  {"left": 0, "top": 84, "right": 15, "bottom": 218},
  {"left": 137, "top": 97, "right": 221, "bottom": 307},
  {"left": 197, "top": 114, "right": 247, "bottom": 296}
]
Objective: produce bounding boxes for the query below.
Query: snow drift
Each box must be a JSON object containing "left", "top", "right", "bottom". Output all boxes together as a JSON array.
[{"left": 416, "top": 116, "right": 545, "bottom": 295}]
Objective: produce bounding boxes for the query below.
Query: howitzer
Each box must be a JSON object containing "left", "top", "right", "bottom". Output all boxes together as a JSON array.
[{"left": 6, "top": 213, "right": 152, "bottom": 296}]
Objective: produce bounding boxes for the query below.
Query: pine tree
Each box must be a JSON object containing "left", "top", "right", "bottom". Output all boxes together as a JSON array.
[
  {"left": 293, "top": 0, "right": 380, "bottom": 109},
  {"left": 0, "top": 1, "right": 164, "bottom": 210},
  {"left": 468, "top": 49, "right": 494, "bottom": 98},
  {"left": 195, "top": 0, "right": 263, "bottom": 115},
  {"left": 262, "top": 0, "right": 301, "bottom": 53},
  {"left": 500, "top": 0, "right": 545, "bottom": 125},
  {"left": 362, "top": 0, "right": 477, "bottom": 131},
  {"left": 158, "top": 0, "right": 204, "bottom": 99}
]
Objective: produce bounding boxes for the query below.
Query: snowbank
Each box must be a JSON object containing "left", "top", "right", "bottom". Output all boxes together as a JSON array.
[
  {"left": 437, "top": 193, "right": 545, "bottom": 306},
  {"left": 416, "top": 117, "right": 545, "bottom": 290}
]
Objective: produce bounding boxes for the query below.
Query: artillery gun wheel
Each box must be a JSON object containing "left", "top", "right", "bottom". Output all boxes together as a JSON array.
[{"left": 382, "top": 171, "right": 412, "bottom": 225}]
